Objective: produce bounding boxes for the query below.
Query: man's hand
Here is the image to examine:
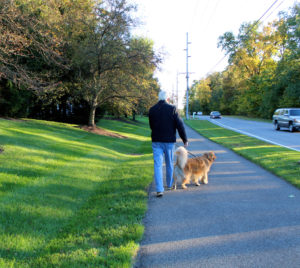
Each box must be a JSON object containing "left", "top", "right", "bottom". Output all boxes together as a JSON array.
[{"left": 184, "top": 142, "right": 188, "bottom": 147}]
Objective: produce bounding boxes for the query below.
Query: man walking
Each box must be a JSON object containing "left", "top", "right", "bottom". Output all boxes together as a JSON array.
[{"left": 149, "top": 90, "right": 188, "bottom": 197}]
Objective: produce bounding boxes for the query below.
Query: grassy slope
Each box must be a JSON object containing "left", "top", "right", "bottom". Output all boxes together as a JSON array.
[
  {"left": 0, "top": 117, "right": 153, "bottom": 267},
  {"left": 186, "top": 120, "right": 300, "bottom": 189}
]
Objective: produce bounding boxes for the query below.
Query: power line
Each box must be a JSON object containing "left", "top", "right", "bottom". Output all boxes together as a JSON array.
[
  {"left": 250, "top": 0, "right": 280, "bottom": 30},
  {"left": 204, "top": 0, "right": 221, "bottom": 31},
  {"left": 189, "top": 0, "right": 210, "bottom": 31},
  {"left": 207, "top": 0, "right": 282, "bottom": 74},
  {"left": 262, "top": 0, "right": 286, "bottom": 22},
  {"left": 189, "top": 0, "right": 201, "bottom": 29}
]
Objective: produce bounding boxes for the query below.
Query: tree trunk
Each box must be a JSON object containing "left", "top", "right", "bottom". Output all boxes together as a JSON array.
[
  {"left": 62, "top": 97, "right": 67, "bottom": 121},
  {"left": 88, "top": 104, "right": 97, "bottom": 127}
]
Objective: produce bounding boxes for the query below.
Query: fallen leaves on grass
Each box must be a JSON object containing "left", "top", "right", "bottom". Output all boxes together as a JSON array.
[{"left": 80, "top": 125, "right": 127, "bottom": 139}]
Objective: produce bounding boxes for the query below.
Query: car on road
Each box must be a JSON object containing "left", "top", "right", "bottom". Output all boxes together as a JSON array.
[
  {"left": 192, "top": 111, "right": 203, "bottom": 119},
  {"left": 210, "top": 111, "right": 221, "bottom": 119},
  {"left": 272, "top": 108, "right": 300, "bottom": 132}
]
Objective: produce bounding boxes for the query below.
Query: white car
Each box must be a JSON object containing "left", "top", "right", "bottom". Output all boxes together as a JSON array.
[
  {"left": 273, "top": 108, "right": 300, "bottom": 132},
  {"left": 210, "top": 111, "right": 221, "bottom": 119}
]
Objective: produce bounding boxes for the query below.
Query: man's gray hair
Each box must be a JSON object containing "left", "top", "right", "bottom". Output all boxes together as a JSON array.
[{"left": 158, "top": 90, "right": 167, "bottom": 101}]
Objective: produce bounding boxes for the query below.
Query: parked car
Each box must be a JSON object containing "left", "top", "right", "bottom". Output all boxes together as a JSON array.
[
  {"left": 192, "top": 111, "right": 203, "bottom": 119},
  {"left": 210, "top": 111, "right": 221, "bottom": 119},
  {"left": 272, "top": 108, "right": 300, "bottom": 132}
]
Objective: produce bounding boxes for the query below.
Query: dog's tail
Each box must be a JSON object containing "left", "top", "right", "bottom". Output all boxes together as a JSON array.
[{"left": 175, "top": 146, "right": 188, "bottom": 169}]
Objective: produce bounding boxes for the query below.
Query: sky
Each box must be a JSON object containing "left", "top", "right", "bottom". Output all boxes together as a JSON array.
[{"left": 131, "top": 0, "right": 298, "bottom": 108}]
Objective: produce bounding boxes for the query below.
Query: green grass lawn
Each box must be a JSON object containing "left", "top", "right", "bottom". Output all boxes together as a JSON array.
[
  {"left": 3, "top": 116, "right": 298, "bottom": 267},
  {"left": 185, "top": 120, "right": 300, "bottom": 189},
  {"left": 0, "top": 117, "right": 153, "bottom": 267},
  {"left": 224, "top": 115, "right": 272, "bottom": 123}
]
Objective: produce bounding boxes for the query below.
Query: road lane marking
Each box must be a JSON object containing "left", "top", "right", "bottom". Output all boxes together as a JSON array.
[{"left": 209, "top": 119, "right": 300, "bottom": 153}]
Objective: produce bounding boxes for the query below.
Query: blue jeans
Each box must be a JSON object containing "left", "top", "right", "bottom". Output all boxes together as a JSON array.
[{"left": 152, "top": 142, "right": 175, "bottom": 193}]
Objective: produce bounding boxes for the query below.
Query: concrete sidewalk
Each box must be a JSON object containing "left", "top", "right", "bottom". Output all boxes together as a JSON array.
[{"left": 134, "top": 125, "right": 300, "bottom": 268}]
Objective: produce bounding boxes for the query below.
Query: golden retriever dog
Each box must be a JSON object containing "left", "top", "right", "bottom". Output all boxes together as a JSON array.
[{"left": 173, "top": 146, "right": 216, "bottom": 190}]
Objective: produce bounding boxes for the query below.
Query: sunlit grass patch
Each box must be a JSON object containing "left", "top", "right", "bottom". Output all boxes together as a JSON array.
[
  {"left": 0, "top": 116, "right": 153, "bottom": 267},
  {"left": 186, "top": 120, "right": 300, "bottom": 189},
  {"left": 225, "top": 115, "right": 272, "bottom": 123}
]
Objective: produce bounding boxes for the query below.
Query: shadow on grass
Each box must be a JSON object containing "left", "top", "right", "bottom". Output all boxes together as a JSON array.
[
  {"left": 0, "top": 117, "right": 153, "bottom": 266},
  {"left": 1, "top": 117, "right": 151, "bottom": 157}
]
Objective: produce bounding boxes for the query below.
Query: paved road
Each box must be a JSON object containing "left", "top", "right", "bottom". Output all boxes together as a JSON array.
[
  {"left": 204, "top": 116, "right": 300, "bottom": 152},
  {"left": 134, "top": 125, "right": 300, "bottom": 268}
]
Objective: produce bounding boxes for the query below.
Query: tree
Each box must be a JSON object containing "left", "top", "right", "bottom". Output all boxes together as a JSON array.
[
  {"left": 207, "top": 72, "right": 223, "bottom": 112},
  {"left": 187, "top": 78, "right": 211, "bottom": 114},
  {"left": 74, "top": 0, "right": 160, "bottom": 126},
  {"left": 188, "top": 3, "right": 299, "bottom": 119},
  {"left": 0, "top": 0, "right": 68, "bottom": 90},
  {"left": 218, "top": 20, "right": 283, "bottom": 117},
  {"left": 274, "top": 4, "right": 300, "bottom": 109}
]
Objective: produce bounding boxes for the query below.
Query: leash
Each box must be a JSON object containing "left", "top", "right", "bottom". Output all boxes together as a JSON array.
[
  {"left": 175, "top": 144, "right": 198, "bottom": 158},
  {"left": 187, "top": 150, "right": 198, "bottom": 158}
]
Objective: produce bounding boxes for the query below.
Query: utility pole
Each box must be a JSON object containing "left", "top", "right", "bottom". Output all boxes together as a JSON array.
[
  {"left": 176, "top": 71, "right": 184, "bottom": 109},
  {"left": 176, "top": 71, "right": 179, "bottom": 109},
  {"left": 185, "top": 32, "right": 191, "bottom": 119}
]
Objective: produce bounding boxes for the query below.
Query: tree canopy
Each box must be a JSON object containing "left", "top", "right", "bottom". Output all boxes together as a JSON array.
[
  {"left": 0, "top": 0, "right": 161, "bottom": 124},
  {"left": 188, "top": 3, "right": 300, "bottom": 119}
]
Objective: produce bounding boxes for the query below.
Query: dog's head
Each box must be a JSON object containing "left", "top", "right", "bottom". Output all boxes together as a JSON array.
[{"left": 203, "top": 151, "right": 216, "bottom": 162}]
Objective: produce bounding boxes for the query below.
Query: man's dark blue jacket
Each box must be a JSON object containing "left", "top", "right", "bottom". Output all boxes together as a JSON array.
[{"left": 149, "top": 100, "right": 188, "bottom": 143}]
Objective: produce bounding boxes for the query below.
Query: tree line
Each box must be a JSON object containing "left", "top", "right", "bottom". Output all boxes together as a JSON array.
[
  {"left": 187, "top": 4, "right": 299, "bottom": 119},
  {"left": 0, "top": 0, "right": 161, "bottom": 126}
]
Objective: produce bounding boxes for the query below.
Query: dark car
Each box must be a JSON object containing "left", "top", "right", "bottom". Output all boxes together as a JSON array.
[
  {"left": 273, "top": 108, "right": 300, "bottom": 132},
  {"left": 210, "top": 111, "right": 221, "bottom": 119}
]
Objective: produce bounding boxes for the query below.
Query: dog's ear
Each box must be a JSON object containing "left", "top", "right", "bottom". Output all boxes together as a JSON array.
[
  {"left": 203, "top": 152, "right": 209, "bottom": 159},
  {"left": 210, "top": 152, "right": 216, "bottom": 160},
  {"left": 206, "top": 152, "right": 215, "bottom": 161}
]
